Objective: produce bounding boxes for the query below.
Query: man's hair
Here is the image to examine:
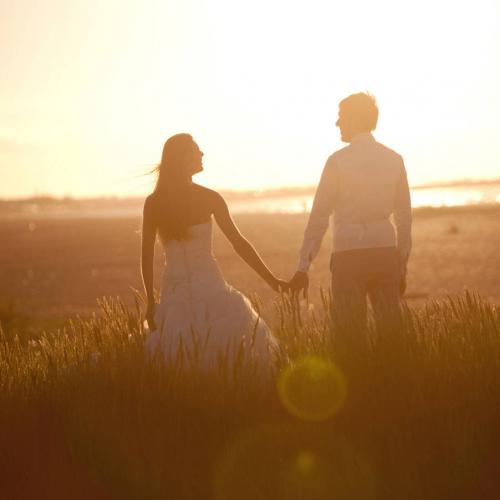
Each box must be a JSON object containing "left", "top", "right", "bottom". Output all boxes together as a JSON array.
[{"left": 339, "top": 92, "right": 379, "bottom": 131}]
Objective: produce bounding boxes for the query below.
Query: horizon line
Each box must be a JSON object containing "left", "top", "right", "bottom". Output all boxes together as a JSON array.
[{"left": 1, "top": 176, "right": 500, "bottom": 203}]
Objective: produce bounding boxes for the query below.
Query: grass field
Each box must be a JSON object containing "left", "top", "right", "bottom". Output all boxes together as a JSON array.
[
  {"left": 1, "top": 206, "right": 500, "bottom": 499},
  {"left": 1, "top": 293, "right": 499, "bottom": 499}
]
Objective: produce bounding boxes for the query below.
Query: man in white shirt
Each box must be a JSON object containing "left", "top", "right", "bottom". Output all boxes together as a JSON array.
[{"left": 289, "top": 92, "right": 412, "bottom": 324}]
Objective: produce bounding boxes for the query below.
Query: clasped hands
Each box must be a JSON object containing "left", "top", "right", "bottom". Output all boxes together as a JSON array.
[{"left": 272, "top": 271, "right": 309, "bottom": 298}]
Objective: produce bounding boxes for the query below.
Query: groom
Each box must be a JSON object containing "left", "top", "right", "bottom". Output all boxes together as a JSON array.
[{"left": 289, "top": 92, "right": 412, "bottom": 324}]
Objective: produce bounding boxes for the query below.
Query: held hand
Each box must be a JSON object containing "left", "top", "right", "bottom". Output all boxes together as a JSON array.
[
  {"left": 276, "top": 278, "right": 291, "bottom": 294},
  {"left": 289, "top": 271, "right": 309, "bottom": 300},
  {"left": 269, "top": 277, "right": 290, "bottom": 294},
  {"left": 145, "top": 303, "right": 157, "bottom": 331},
  {"left": 399, "top": 275, "right": 407, "bottom": 298}
]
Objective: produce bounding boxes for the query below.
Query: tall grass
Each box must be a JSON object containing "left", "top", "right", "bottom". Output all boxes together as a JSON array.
[{"left": 1, "top": 292, "right": 499, "bottom": 500}]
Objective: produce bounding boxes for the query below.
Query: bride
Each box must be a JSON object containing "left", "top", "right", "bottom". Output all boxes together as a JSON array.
[{"left": 141, "top": 133, "right": 285, "bottom": 372}]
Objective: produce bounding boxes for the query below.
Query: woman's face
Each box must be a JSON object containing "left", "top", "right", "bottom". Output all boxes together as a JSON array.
[{"left": 185, "top": 141, "right": 204, "bottom": 176}]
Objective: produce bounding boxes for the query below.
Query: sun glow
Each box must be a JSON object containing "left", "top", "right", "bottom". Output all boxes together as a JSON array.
[{"left": 1, "top": 0, "right": 499, "bottom": 197}]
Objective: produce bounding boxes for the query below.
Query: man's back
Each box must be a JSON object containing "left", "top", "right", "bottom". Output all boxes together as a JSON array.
[
  {"left": 297, "top": 132, "right": 411, "bottom": 273},
  {"left": 332, "top": 133, "right": 404, "bottom": 225},
  {"left": 327, "top": 132, "right": 411, "bottom": 256}
]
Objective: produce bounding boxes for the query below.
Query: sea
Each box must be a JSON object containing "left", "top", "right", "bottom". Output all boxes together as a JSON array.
[
  {"left": 228, "top": 183, "right": 500, "bottom": 215},
  {"left": 2, "top": 182, "right": 500, "bottom": 219}
]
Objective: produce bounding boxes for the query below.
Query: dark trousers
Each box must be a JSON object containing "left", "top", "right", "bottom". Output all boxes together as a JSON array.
[{"left": 330, "top": 247, "right": 401, "bottom": 330}]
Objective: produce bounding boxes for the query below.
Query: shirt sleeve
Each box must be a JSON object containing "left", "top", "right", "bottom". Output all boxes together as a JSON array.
[
  {"left": 297, "top": 157, "right": 337, "bottom": 272},
  {"left": 393, "top": 156, "right": 412, "bottom": 275}
]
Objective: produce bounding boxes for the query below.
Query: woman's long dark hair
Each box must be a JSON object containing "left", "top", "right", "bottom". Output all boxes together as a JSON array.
[{"left": 152, "top": 133, "right": 194, "bottom": 243}]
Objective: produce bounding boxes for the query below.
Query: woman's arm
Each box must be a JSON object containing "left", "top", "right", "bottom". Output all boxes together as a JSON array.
[
  {"left": 141, "top": 196, "right": 157, "bottom": 329},
  {"left": 212, "top": 192, "right": 286, "bottom": 292}
]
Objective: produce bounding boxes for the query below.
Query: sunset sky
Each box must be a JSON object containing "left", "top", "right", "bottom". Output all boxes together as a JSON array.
[{"left": 1, "top": 0, "right": 499, "bottom": 198}]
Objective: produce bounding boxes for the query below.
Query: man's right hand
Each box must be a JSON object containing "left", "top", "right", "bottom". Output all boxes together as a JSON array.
[{"left": 289, "top": 271, "right": 309, "bottom": 300}]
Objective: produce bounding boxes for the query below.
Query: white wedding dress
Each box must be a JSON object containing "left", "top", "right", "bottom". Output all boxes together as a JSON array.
[{"left": 145, "top": 219, "right": 279, "bottom": 374}]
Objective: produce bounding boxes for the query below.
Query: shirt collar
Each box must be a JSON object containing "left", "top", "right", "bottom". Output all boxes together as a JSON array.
[{"left": 350, "top": 132, "right": 375, "bottom": 144}]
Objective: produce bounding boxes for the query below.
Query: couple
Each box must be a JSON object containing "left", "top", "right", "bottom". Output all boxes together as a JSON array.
[{"left": 142, "top": 92, "right": 412, "bottom": 371}]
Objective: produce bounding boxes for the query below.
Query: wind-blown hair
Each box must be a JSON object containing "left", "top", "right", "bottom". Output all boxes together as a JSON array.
[
  {"left": 339, "top": 92, "right": 379, "bottom": 131},
  {"left": 151, "top": 133, "right": 194, "bottom": 243}
]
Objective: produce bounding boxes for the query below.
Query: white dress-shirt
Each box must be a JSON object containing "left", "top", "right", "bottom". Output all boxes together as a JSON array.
[{"left": 298, "top": 132, "right": 412, "bottom": 275}]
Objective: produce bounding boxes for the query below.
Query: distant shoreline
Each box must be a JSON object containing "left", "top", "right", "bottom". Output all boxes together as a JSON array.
[
  {"left": 1, "top": 178, "right": 499, "bottom": 219},
  {"left": 1, "top": 202, "right": 500, "bottom": 222},
  {"left": 1, "top": 177, "right": 500, "bottom": 204}
]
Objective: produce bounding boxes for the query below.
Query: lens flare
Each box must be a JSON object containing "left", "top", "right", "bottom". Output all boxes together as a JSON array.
[
  {"left": 295, "top": 451, "right": 315, "bottom": 475},
  {"left": 277, "top": 355, "right": 347, "bottom": 421},
  {"left": 213, "top": 423, "right": 376, "bottom": 500}
]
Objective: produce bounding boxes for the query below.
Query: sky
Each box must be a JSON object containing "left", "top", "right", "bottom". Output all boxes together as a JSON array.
[{"left": 1, "top": 0, "right": 499, "bottom": 198}]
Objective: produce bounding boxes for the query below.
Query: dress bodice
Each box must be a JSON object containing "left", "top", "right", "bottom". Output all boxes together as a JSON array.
[
  {"left": 164, "top": 220, "right": 214, "bottom": 261},
  {"left": 162, "top": 220, "right": 223, "bottom": 290}
]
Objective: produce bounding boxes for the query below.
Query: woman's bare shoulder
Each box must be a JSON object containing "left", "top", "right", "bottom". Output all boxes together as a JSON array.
[
  {"left": 192, "top": 184, "right": 225, "bottom": 206},
  {"left": 143, "top": 193, "right": 158, "bottom": 215},
  {"left": 144, "top": 192, "right": 157, "bottom": 203}
]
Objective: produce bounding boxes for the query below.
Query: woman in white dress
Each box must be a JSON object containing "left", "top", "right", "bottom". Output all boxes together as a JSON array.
[{"left": 141, "top": 133, "right": 286, "bottom": 373}]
